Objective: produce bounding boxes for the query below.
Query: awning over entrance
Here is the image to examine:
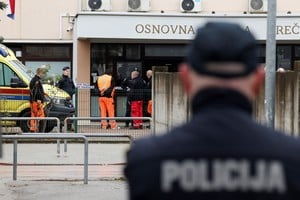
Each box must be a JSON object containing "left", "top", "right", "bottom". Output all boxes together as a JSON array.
[{"left": 75, "top": 12, "right": 300, "bottom": 41}]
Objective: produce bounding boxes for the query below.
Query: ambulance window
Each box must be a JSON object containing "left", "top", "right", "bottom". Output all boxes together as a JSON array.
[{"left": 0, "top": 63, "right": 17, "bottom": 86}]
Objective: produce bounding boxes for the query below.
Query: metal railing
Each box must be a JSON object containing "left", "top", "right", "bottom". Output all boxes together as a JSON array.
[
  {"left": 1, "top": 117, "right": 61, "bottom": 133},
  {"left": 2, "top": 134, "right": 89, "bottom": 184},
  {"left": 64, "top": 116, "right": 153, "bottom": 133},
  {"left": 62, "top": 133, "right": 133, "bottom": 153},
  {"left": 1, "top": 117, "right": 64, "bottom": 156}
]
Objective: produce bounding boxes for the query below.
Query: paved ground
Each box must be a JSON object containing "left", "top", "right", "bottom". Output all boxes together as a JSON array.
[
  {"left": 0, "top": 179, "right": 128, "bottom": 200},
  {"left": 0, "top": 142, "right": 131, "bottom": 200}
]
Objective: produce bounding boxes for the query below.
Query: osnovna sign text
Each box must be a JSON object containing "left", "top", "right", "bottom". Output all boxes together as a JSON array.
[{"left": 135, "top": 24, "right": 196, "bottom": 35}]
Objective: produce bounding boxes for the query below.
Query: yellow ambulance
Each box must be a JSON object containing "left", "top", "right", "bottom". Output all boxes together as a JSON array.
[{"left": 0, "top": 44, "right": 74, "bottom": 132}]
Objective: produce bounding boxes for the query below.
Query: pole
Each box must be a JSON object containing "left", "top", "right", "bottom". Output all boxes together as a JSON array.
[{"left": 265, "top": 0, "right": 277, "bottom": 128}]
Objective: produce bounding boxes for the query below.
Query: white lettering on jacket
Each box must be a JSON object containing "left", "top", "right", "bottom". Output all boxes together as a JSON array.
[{"left": 161, "top": 159, "right": 286, "bottom": 193}]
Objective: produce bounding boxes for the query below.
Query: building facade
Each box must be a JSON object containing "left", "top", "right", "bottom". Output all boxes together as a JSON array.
[{"left": 1, "top": 0, "right": 300, "bottom": 117}]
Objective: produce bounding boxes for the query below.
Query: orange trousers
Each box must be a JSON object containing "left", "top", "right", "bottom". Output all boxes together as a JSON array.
[
  {"left": 30, "top": 101, "right": 45, "bottom": 132},
  {"left": 131, "top": 100, "right": 143, "bottom": 128},
  {"left": 147, "top": 100, "right": 152, "bottom": 117},
  {"left": 99, "top": 97, "right": 116, "bottom": 129}
]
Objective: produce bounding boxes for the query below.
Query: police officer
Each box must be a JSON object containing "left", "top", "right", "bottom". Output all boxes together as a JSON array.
[
  {"left": 57, "top": 66, "right": 75, "bottom": 131},
  {"left": 57, "top": 66, "right": 75, "bottom": 97},
  {"left": 124, "top": 22, "right": 300, "bottom": 199}
]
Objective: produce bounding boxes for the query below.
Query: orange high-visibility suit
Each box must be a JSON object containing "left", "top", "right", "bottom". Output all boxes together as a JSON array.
[
  {"left": 96, "top": 74, "right": 116, "bottom": 129},
  {"left": 29, "top": 75, "right": 45, "bottom": 132}
]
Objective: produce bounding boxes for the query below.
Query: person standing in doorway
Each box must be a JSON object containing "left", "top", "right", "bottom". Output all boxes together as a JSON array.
[
  {"left": 29, "top": 66, "right": 47, "bottom": 132},
  {"left": 96, "top": 68, "right": 116, "bottom": 129}
]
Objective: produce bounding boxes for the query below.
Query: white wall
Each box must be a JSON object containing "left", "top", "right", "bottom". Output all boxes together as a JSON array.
[{"left": 1, "top": 0, "right": 300, "bottom": 42}]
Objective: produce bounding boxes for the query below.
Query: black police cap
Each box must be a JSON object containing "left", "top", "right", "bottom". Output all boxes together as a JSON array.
[
  {"left": 62, "top": 66, "right": 70, "bottom": 71},
  {"left": 186, "top": 22, "right": 259, "bottom": 78}
]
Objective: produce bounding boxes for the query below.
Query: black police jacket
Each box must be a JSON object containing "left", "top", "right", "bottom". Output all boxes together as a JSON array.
[
  {"left": 57, "top": 75, "right": 75, "bottom": 97},
  {"left": 125, "top": 88, "right": 300, "bottom": 200},
  {"left": 127, "top": 77, "right": 145, "bottom": 101},
  {"left": 29, "top": 75, "right": 45, "bottom": 103}
]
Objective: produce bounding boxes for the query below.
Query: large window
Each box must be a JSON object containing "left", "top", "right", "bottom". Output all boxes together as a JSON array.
[
  {"left": 145, "top": 45, "right": 185, "bottom": 57},
  {"left": 26, "top": 46, "right": 70, "bottom": 60},
  {"left": 24, "top": 45, "right": 72, "bottom": 83},
  {"left": 277, "top": 46, "right": 292, "bottom": 70}
]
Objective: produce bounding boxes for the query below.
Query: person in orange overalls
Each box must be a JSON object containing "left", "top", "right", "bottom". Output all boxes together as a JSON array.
[
  {"left": 29, "top": 67, "right": 47, "bottom": 132},
  {"left": 96, "top": 68, "right": 116, "bottom": 129}
]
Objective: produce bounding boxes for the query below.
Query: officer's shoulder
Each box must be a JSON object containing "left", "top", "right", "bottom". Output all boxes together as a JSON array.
[
  {"left": 127, "top": 127, "right": 184, "bottom": 163},
  {"left": 257, "top": 123, "right": 300, "bottom": 153}
]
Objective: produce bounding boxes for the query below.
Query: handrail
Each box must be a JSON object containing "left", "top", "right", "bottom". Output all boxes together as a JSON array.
[
  {"left": 2, "top": 117, "right": 63, "bottom": 156},
  {"left": 63, "top": 116, "right": 153, "bottom": 133},
  {"left": 62, "top": 133, "right": 133, "bottom": 153},
  {"left": 2, "top": 134, "right": 89, "bottom": 184},
  {"left": 1, "top": 117, "right": 61, "bottom": 133}
]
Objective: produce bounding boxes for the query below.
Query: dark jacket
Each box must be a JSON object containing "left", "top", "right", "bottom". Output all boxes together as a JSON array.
[
  {"left": 127, "top": 76, "right": 145, "bottom": 101},
  {"left": 144, "top": 77, "right": 152, "bottom": 101},
  {"left": 29, "top": 75, "right": 45, "bottom": 103},
  {"left": 57, "top": 75, "right": 75, "bottom": 97},
  {"left": 125, "top": 88, "right": 300, "bottom": 200}
]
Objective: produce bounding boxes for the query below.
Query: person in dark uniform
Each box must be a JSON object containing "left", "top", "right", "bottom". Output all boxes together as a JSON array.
[
  {"left": 57, "top": 66, "right": 75, "bottom": 97},
  {"left": 124, "top": 22, "right": 300, "bottom": 199},
  {"left": 128, "top": 70, "right": 145, "bottom": 129},
  {"left": 144, "top": 70, "right": 152, "bottom": 117},
  {"left": 57, "top": 66, "right": 75, "bottom": 131},
  {"left": 121, "top": 76, "right": 133, "bottom": 128}
]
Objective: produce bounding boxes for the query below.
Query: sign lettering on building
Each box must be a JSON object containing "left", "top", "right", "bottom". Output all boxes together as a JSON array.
[
  {"left": 77, "top": 14, "right": 300, "bottom": 40},
  {"left": 135, "top": 24, "right": 196, "bottom": 35}
]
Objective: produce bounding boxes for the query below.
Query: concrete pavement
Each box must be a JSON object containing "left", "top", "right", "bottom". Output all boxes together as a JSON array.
[{"left": 0, "top": 142, "right": 131, "bottom": 200}]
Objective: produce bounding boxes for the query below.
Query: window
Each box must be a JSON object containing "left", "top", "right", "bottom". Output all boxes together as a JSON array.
[
  {"left": 0, "top": 63, "right": 17, "bottom": 86},
  {"left": 91, "top": 44, "right": 106, "bottom": 77},
  {"left": 294, "top": 46, "right": 300, "bottom": 58},
  {"left": 108, "top": 45, "right": 123, "bottom": 57},
  {"left": 277, "top": 46, "right": 291, "bottom": 70},
  {"left": 145, "top": 45, "right": 185, "bottom": 57},
  {"left": 126, "top": 45, "right": 141, "bottom": 60},
  {"left": 26, "top": 46, "right": 71, "bottom": 60},
  {"left": 117, "top": 62, "right": 142, "bottom": 80},
  {"left": 25, "top": 61, "right": 71, "bottom": 83}
]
